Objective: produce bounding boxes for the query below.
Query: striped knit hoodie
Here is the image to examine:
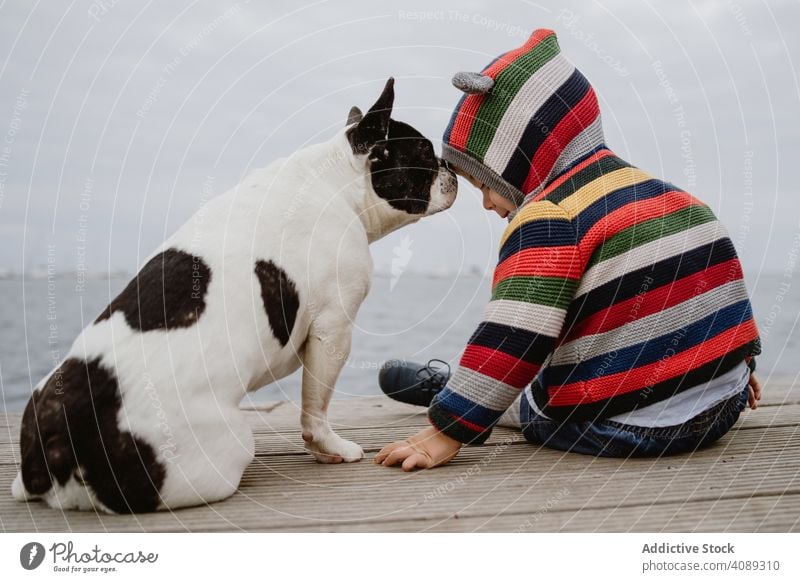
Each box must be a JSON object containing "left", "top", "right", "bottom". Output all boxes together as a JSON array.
[{"left": 431, "top": 29, "right": 761, "bottom": 444}]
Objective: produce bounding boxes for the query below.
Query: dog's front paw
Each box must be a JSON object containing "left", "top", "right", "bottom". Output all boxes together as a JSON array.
[{"left": 303, "top": 432, "right": 364, "bottom": 464}]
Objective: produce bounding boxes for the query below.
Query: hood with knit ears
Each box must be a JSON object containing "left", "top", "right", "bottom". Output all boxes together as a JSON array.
[{"left": 442, "top": 28, "right": 606, "bottom": 207}]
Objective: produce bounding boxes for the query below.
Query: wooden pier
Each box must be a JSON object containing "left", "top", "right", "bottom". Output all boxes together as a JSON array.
[{"left": 1, "top": 379, "right": 798, "bottom": 532}]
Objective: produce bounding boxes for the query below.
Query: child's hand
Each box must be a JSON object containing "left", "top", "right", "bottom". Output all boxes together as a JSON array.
[
  {"left": 374, "top": 427, "right": 462, "bottom": 471},
  {"left": 748, "top": 373, "right": 762, "bottom": 410}
]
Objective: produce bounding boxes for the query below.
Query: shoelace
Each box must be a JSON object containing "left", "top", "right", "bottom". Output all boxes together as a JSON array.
[{"left": 415, "top": 359, "right": 451, "bottom": 391}]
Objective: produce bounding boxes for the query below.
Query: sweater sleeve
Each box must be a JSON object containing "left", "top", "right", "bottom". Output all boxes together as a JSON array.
[{"left": 428, "top": 201, "right": 582, "bottom": 444}]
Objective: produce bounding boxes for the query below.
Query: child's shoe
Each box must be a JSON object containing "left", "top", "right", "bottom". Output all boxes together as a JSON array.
[{"left": 378, "top": 359, "right": 451, "bottom": 407}]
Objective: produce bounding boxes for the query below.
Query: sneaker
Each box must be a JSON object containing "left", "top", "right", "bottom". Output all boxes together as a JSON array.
[{"left": 378, "top": 359, "right": 451, "bottom": 407}]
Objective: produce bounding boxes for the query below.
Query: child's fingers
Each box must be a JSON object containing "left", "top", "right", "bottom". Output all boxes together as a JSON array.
[
  {"left": 382, "top": 445, "right": 415, "bottom": 467},
  {"left": 375, "top": 442, "right": 403, "bottom": 464},
  {"left": 747, "top": 374, "right": 761, "bottom": 410},
  {"left": 751, "top": 375, "right": 762, "bottom": 399},
  {"left": 402, "top": 453, "right": 431, "bottom": 472},
  {"left": 748, "top": 386, "right": 757, "bottom": 410},
  {"left": 374, "top": 441, "right": 403, "bottom": 464},
  {"left": 373, "top": 449, "right": 388, "bottom": 464}
]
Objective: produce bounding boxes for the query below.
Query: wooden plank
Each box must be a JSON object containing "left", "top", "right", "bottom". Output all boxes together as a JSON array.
[
  {"left": 277, "top": 493, "right": 800, "bottom": 532},
  {"left": 1, "top": 383, "right": 797, "bottom": 533},
  {"left": 0, "top": 422, "right": 524, "bottom": 464},
  {"left": 9, "top": 492, "right": 795, "bottom": 533},
  {"left": 233, "top": 403, "right": 800, "bottom": 457},
  {"left": 758, "top": 379, "right": 799, "bottom": 407},
  {"left": 1, "top": 425, "right": 797, "bottom": 532}
]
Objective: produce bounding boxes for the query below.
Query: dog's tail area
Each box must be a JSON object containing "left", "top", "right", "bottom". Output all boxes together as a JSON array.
[
  {"left": 17, "top": 358, "right": 167, "bottom": 513},
  {"left": 16, "top": 375, "right": 77, "bottom": 503},
  {"left": 12, "top": 471, "right": 28, "bottom": 501}
]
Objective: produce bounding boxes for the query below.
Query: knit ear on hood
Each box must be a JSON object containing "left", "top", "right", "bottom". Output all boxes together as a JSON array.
[
  {"left": 442, "top": 28, "right": 605, "bottom": 209},
  {"left": 452, "top": 72, "right": 494, "bottom": 94}
]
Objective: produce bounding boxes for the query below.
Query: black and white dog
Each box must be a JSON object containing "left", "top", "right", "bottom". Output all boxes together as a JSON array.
[{"left": 13, "top": 78, "right": 457, "bottom": 513}]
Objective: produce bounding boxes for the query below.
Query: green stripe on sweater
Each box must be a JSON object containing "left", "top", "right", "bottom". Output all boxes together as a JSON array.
[
  {"left": 465, "top": 35, "right": 561, "bottom": 160},
  {"left": 492, "top": 275, "right": 578, "bottom": 309},
  {"left": 587, "top": 204, "right": 717, "bottom": 269}
]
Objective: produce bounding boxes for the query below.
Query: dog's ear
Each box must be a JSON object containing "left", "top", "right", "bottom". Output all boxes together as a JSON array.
[
  {"left": 348, "top": 77, "right": 394, "bottom": 155},
  {"left": 346, "top": 106, "right": 363, "bottom": 126}
]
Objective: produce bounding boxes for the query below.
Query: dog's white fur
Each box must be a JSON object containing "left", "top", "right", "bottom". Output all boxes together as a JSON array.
[{"left": 12, "top": 126, "right": 456, "bottom": 512}]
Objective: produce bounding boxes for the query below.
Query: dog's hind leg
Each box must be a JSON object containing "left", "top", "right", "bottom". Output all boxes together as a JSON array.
[
  {"left": 11, "top": 472, "right": 35, "bottom": 501},
  {"left": 300, "top": 326, "right": 364, "bottom": 464}
]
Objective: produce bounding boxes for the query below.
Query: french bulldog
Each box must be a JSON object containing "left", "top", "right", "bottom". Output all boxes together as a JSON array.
[{"left": 13, "top": 78, "right": 457, "bottom": 513}]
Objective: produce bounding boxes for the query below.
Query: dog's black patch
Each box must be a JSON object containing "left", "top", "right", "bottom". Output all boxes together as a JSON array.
[
  {"left": 347, "top": 78, "right": 445, "bottom": 215},
  {"left": 254, "top": 260, "right": 299, "bottom": 346},
  {"left": 19, "top": 358, "right": 166, "bottom": 513},
  {"left": 347, "top": 78, "right": 394, "bottom": 156},
  {"left": 95, "top": 248, "right": 211, "bottom": 331},
  {"left": 368, "top": 119, "right": 439, "bottom": 215}
]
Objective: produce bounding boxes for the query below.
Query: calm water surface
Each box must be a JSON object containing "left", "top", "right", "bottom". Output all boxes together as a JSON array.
[{"left": 1, "top": 271, "right": 796, "bottom": 413}]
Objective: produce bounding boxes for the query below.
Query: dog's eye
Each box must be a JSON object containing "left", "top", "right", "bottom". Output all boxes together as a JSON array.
[{"left": 368, "top": 145, "right": 389, "bottom": 162}]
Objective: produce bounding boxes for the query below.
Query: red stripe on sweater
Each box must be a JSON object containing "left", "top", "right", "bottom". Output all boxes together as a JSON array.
[
  {"left": 449, "top": 96, "right": 484, "bottom": 151},
  {"left": 577, "top": 191, "right": 698, "bottom": 259},
  {"left": 547, "top": 320, "right": 759, "bottom": 406},
  {"left": 460, "top": 344, "right": 541, "bottom": 388},
  {"left": 564, "top": 258, "right": 745, "bottom": 341},
  {"left": 449, "top": 29, "right": 556, "bottom": 151},
  {"left": 532, "top": 149, "right": 614, "bottom": 202},
  {"left": 493, "top": 246, "right": 583, "bottom": 286},
  {"left": 436, "top": 412, "right": 487, "bottom": 434},
  {"left": 521, "top": 87, "right": 600, "bottom": 194}
]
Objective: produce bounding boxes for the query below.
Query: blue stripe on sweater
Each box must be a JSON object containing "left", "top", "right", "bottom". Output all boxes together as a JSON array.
[
  {"left": 546, "top": 299, "right": 754, "bottom": 385},
  {"left": 468, "top": 321, "right": 556, "bottom": 363},
  {"left": 499, "top": 218, "right": 577, "bottom": 263},
  {"left": 430, "top": 388, "right": 502, "bottom": 428}
]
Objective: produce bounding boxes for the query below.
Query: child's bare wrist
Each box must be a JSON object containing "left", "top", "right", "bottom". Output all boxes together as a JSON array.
[{"left": 436, "top": 429, "right": 463, "bottom": 448}]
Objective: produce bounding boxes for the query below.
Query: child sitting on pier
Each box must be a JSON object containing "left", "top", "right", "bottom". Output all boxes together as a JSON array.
[{"left": 375, "top": 29, "right": 762, "bottom": 470}]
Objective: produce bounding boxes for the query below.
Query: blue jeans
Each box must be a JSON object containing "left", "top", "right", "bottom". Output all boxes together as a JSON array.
[{"left": 519, "top": 385, "right": 749, "bottom": 458}]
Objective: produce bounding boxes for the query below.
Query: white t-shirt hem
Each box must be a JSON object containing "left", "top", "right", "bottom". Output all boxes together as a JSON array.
[{"left": 524, "top": 360, "right": 749, "bottom": 428}]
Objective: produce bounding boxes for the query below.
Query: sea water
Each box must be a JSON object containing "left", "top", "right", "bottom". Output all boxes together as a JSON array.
[{"left": 0, "top": 271, "right": 796, "bottom": 413}]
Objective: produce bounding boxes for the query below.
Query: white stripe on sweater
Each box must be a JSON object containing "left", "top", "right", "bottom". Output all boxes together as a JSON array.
[
  {"left": 551, "top": 279, "right": 750, "bottom": 365},
  {"left": 524, "top": 360, "right": 749, "bottom": 427},
  {"left": 522, "top": 116, "right": 605, "bottom": 205},
  {"left": 484, "top": 55, "right": 575, "bottom": 172},
  {"left": 448, "top": 366, "right": 521, "bottom": 412},
  {"left": 576, "top": 219, "right": 728, "bottom": 297},
  {"left": 482, "top": 299, "right": 567, "bottom": 338}
]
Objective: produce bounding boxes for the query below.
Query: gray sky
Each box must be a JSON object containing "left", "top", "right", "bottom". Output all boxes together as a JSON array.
[{"left": 0, "top": 0, "right": 798, "bottom": 277}]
